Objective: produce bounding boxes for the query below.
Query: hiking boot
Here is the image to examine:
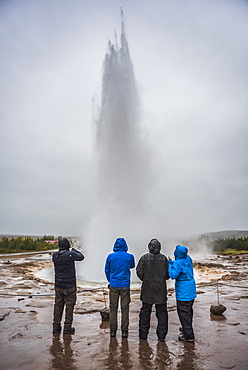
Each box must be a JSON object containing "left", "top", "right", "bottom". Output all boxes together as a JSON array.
[
  {"left": 122, "top": 331, "right": 128, "bottom": 338},
  {"left": 158, "top": 337, "right": 165, "bottom": 342},
  {"left": 63, "top": 327, "right": 75, "bottom": 335},
  {"left": 178, "top": 335, "right": 195, "bottom": 343},
  {"left": 110, "top": 331, "right": 116, "bottom": 337}
]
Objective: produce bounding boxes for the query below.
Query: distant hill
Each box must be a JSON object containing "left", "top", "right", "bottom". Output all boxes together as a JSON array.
[
  {"left": 198, "top": 230, "right": 248, "bottom": 241},
  {"left": 1, "top": 230, "right": 248, "bottom": 242},
  {"left": 174, "top": 230, "right": 248, "bottom": 254},
  {"left": 0, "top": 234, "right": 76, "bottom": 240},
  {"left": 0, "top": 234, "right": 43, "bottom": 239}
]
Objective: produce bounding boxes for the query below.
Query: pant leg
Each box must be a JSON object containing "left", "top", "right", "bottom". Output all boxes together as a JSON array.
[
  {"left": 64, "top": 287, "right": 77, "bottom": 331},
  {"left": 53, "top": 288, "right": 65, "bottom": 330},
  {"left": 177, "top": 299, "right": 195, "bottom": 339},
  {"left": 139, "top": 302, "right": 152, "bottom": 340},
  {"left": 109, "top": 287, "right": 120, "bottom": 332},
  {"left": 120, "top": 289, "right": 131, "bottom": 332},
  {"left": 155, "top": 302, "right": 168, "bottom": 341}
]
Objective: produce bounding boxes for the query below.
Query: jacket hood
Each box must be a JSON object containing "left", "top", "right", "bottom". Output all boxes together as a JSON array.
[
  {"left": 148, "top": 238, "right": 161, "bottom": 254},
  {"left": 174, "top": 245, "right": 188, "bottom": 259},
  {"left": 59, "top": 238, "right": 70, "bottom": 250},
  {"left": 113, "top": 238, "right": 128, "bottom": 252}
]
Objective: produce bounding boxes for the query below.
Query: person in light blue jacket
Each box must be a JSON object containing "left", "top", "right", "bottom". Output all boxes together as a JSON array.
[
  {"left": 168, "top": 245, "right": 196, "bottom": 342},
  {"left": 105, "top": 238, "right": 135, "bottom": 338}
]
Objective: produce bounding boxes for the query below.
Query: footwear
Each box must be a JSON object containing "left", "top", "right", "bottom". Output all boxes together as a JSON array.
[
  {"left": 52, "top": 326, "right": 61, "bottom": 334},
  {"left": 122, "top": 331, "right": 128, "bottom": 338},
  {"left": 63, "top": 327, "right": 75, "bottom": 335},
  {"left": 158, "top": 337, "right": 165, "bottom": 342},
  {"left": 110, "top": 331, "right": 116, "bottom": 337},
  {"left": 178, "top": 335, "right": 195, "bottom": 343},
  {"left": 179, "top": 327, "right": 184, "bottom": 333}
]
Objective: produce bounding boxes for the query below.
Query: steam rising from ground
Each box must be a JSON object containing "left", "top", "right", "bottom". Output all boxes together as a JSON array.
[{"left": 81, "top": 16, "right": 157, "bottom": 281}]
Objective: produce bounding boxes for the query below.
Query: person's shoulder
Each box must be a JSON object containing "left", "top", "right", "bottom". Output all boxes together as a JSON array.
[
  {"left": 139, "top": 253, "right": 149, "bottom": 260},
  {"left": 127, "top": 252, "right": 135, "bottom": 257},
  {"left": 186, "top": 255, "right": 193, "bottom": 263}
]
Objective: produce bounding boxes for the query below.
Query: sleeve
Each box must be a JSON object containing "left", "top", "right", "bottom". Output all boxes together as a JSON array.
[
  {"left": 168, "top": 259, "right": 181, "bottom": 279},
  {"left": 130, "top": 254, "right": 135, "bottom": 269},
  {"left": 71, "top": 248, "right": 84, "bottom": 261},
  {"left": 105, "top": 255, "right": 110, "bottom": 282},
  {"left": 136, "top": 257, "right": 144, "bottom": 281}
]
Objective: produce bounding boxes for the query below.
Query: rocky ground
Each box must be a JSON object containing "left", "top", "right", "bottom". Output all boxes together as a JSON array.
[{"left": 0, "top": 252, "right": 247, "bottom": 369}]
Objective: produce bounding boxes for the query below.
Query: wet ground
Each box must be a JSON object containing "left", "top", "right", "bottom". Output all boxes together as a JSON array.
[{"left": 0, "top": 252, "right": 247, "bottom": 369}]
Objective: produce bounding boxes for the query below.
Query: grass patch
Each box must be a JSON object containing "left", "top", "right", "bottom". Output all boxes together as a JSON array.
[{"left": 216, "top": 249, "right": 248, "bottom": 256}]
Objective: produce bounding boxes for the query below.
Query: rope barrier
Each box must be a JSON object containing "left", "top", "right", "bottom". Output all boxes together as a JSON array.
[
  {"left": 217, "top": 283, "right": 248, "bottom": 289},
  {"left": 196, "top": 282, "right": 247, "bottom": 289},
  {"left": 0, "top": 293, "right": 54, "bottom": 297},
  {"left": 0, "top": 281, "right": 247, "bottom": 298}
]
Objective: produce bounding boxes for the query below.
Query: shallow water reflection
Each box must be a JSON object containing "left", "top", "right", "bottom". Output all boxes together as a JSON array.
[
  {"left": 210, "top": 313, "right": 226, "bottom": 321},
  {"left": 155, "top": 341, "right": 173, "bottom": 369},
  {"left": 138, "top": 339, "right": 153, "bottom": 369},
  {"left": 138, "top": 340, "right": 173, "bottom": 369},
  {"left": 106, "top": 337, "right": 132, "bottom": 369},
  {"left": 50, "top": 334, "right": 77, "bottom": 370},
  {"left": 176, "top": 342, "right": 201, "bottom": 370}
]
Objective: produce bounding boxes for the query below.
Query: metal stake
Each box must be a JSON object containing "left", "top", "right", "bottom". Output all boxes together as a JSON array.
[{"left": 103, "top": 288, "right": 106, "bottom": 308}]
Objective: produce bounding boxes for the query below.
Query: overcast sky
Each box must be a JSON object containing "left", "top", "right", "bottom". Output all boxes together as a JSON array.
[{"left": 1, "top": 0, "right": 248, "bottom": 239}]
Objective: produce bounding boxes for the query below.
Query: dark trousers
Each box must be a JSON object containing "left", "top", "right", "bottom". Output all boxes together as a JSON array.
[
  {"left": 53, "top": 287, "right": 77, "bottom": 331},
  {"left": 139, "top": 302, "right": 168, "bottom": 341},
  {"left": 109, "top": 287, "right": 130, "bottom": 332},
  {"left": 177, "top": 299, "right": 195, "bottom": 339}
]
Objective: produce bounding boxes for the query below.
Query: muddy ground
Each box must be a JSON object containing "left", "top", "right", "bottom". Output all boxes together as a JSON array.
[{"left": 0, "top": 252, "right": 247, "bottom": 369}]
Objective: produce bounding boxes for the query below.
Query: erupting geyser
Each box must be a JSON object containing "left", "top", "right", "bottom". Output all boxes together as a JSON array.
[{"left": 81, "top": 11, "right": 155, "bottom": 282}]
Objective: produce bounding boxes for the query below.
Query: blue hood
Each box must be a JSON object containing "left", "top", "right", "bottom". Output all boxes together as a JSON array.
[
  {"left": 113, "top": 238, "right": 128, "bottom": 252},
  {"left": 174, "top": 245, "right": 188, "bottom": 259}
]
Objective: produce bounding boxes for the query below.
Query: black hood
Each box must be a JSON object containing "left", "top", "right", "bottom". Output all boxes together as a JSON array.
[
  {"left": 58, "top": 238, "right": 70, "bottom": 250},
  {"left": 148, "top": 239, "right": 161, "bottom": 254}
]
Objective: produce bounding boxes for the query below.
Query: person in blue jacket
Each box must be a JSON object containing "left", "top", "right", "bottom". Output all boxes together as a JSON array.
[
  {"left": 105, "top": 237, "right": 135, "bottom": 338},
  {"left": 168, "top": 245, "right": 196, "bottom": 342}
]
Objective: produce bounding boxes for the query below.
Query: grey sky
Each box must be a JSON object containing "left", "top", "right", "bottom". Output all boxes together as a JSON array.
[{"left": 0, "top": 0, "right": 248, "bottom": 238}]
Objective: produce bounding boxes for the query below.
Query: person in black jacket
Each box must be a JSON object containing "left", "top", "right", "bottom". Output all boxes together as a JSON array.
[
  {"left": 52, "top": 238, "right": 84, "bottom": 334},
  {"left": 136, "top": 239, "right": 169, "bottom": 342}
]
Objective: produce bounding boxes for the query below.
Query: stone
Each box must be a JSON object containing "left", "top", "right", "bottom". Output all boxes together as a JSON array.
[
  {"left": 100, "top": 307, "right": 110, "bottom": 321},
  {"left": 210, "top": 304, "right": 226, "bottom": 315}
]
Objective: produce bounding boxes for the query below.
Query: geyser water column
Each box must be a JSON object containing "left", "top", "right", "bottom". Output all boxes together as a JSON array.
[{"left": 82, "top": 13, "right": 154, "bottom": 282}]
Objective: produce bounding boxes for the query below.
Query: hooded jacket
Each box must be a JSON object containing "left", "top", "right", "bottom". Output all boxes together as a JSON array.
[
  {"left": 136, "top": 239, "right": 169, "bottom": 304},
  {"left": 53, "top": 240, "right": 84, "bottom": 289},
  {"left": 105, "top": 238, "right": 135, "bottom": 288},
  {"left": 168, "top": 245, "right": 196, "bottom": 301}
]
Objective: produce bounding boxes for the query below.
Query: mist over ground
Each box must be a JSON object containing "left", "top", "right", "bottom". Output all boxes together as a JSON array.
[{"left": 0, "top": 0, "right": 248, "bottom": 241}]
